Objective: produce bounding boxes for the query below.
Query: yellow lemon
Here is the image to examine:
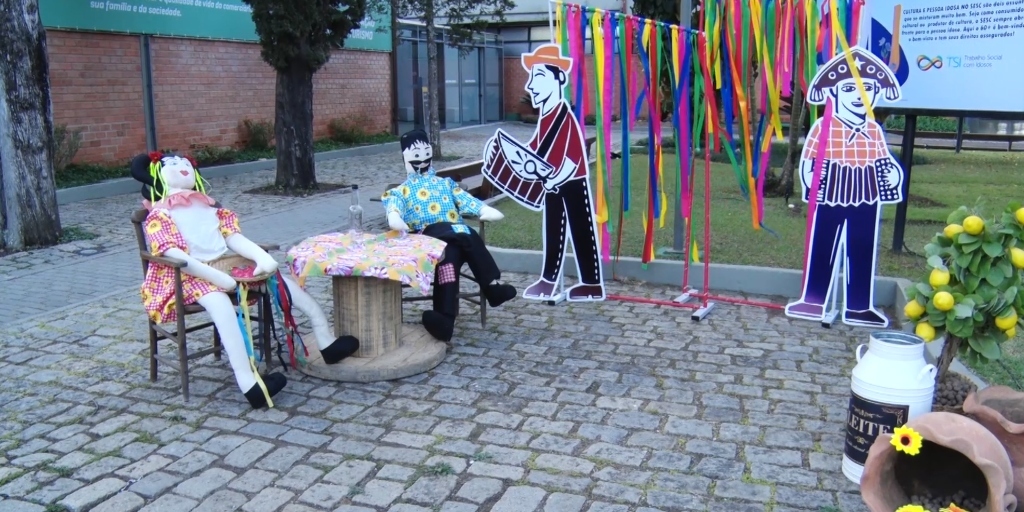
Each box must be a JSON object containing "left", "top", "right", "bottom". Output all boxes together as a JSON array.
[
  {"left": 996, "top": 311, "right": 1018, "bottom": 331},
  {"left": 932, "top": 291, "right": 955, "bottom": 312},
  {"left": 1007, "top": 326, "right": 1018, "bottom": 339},
  {"left": 929, "top": 268, "right": 951, "bottom": 287},
  {"left": 962, "top": 215, "right": 985, "bottom": 235},
  {"left": 943, "top": 224, "right": 964, "bottom": 239},
  {"left": 904, "top": 300, "right": 925, "bottom": 320},
  {"left": 1011, "top": 247, "right": 1024, "bottom": 269},
  {"left": 1016, "top": 207, "right": 1024, "bottom": 225},
  {"left": 915, "top": 322, "right": 936, "bottom": 342}
]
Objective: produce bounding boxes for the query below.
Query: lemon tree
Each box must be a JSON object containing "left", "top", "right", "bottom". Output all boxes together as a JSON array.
[{"left": 904, "top": 203, "right": 1024, "bottom": 383}]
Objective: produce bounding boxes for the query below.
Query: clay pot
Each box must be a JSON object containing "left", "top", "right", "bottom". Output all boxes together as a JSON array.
[
  {"left": 861, "top": 411, "right": 1016, "bottom": 512},
  {"left": 964, "top": 386, "right": 1024, "bottom": 512}
]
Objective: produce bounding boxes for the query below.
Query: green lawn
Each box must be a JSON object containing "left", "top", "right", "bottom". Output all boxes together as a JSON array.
[{"left": 485, "top": 147, "right": 1024, "bottom": 388}]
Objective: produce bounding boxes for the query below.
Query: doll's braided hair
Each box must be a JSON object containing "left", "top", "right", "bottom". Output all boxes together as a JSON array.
[{"left": 130, "top": 151, "right": 208, "bottom": 202}]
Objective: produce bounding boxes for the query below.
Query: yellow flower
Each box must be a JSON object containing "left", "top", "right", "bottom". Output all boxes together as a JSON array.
[
  {"left": 400, "top": 186, "right": 410, "bottom": 197},
  {"left": 896, "top": 506, "right": 928, "bottom": 512},
  {"left": 145, "top": 220, "right": 162, "bottom": 234},
  {"left": 891, "top": 425, "right": 923, "bottom": 456},
  {"left": 446, "top": 210, "right": 459, "bottom": 222},
  {"left": 428, "top": 203, "right": 441, "bottom": 214},
  {"left": 414, "top": 205, "right": 421, "bottom": 213},
  {"left": 940, "top": 504, "right": 968, "bottom": 512},
  {"left": 417, "top": 188, "right": 430, "bottom": 200}
]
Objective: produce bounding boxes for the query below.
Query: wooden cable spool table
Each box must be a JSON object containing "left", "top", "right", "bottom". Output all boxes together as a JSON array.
[{"left": 286, "top": 230, "right": 448, "bottom": 382}]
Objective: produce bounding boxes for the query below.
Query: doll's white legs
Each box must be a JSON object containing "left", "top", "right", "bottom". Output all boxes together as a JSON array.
[
  {"left": 279, "top": 275, "right": 359, "bottom": 364},
  {"left": 196, "top": 291, "right": 286, "bottom": 407}
]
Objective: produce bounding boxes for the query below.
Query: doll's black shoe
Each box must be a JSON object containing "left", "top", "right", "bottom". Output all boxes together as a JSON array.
[
  {"left": 423, "top": 310, "right": 455, "bottom": 342},
  {"left": 484, "top": 283, "right": 517, "bottom": 307},
  {"left": 245, "top": 372, "right": 287, "bottom": 409},
  {"left": 321, "top": 335, "right": 360, "bottom": 364}
]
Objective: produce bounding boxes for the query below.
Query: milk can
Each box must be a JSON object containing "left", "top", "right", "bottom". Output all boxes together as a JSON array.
[{"left": 843, "top": 330, "right": 937, "bottom": 484}]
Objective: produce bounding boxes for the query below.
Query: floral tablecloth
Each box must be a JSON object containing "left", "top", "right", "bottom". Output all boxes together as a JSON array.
[{"left": 287, "top": 231, "right": 447, "bottom": 294}]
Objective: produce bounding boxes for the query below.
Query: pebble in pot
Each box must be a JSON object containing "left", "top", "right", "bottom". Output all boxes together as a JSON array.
[{"left": 860, "top": 412, "right": 1017, "bottom": 512}]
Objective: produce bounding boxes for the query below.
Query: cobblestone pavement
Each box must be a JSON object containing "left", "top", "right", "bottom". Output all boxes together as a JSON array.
[{"left": 0, "top": 266, "right": 871, "bottom": 512}]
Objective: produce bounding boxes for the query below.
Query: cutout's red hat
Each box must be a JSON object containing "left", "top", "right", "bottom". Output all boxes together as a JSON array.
[{"left": 521, "top": 44, "right": 573, "bottom": 74}]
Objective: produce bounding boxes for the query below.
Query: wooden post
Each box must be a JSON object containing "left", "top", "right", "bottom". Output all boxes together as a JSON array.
[{"left": 332, "top": 276, "right": 403, "bottom": 358}]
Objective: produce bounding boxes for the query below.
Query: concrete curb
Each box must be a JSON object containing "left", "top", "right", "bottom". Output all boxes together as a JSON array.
[
  {"left": 485, "top": 247, "right": 903, "bottom": 307},
  {"left": 56, "top": 141, "right": 400, "bottom": 205},
  {"left": 889, "top": 277, "right": 989, "bottom": 390}
]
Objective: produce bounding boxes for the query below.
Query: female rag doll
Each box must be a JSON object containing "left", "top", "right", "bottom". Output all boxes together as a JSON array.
[
  {"left": 382, "top": 130, "right": 517, "bottom": 341},
  {"left": 131, "top": 153, "right": 358, "bottom": 408}
]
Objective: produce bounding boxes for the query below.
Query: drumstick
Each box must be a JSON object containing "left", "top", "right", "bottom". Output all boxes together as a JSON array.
[{"left": 889, "top": 5, "right": 902, "bottom": 72}]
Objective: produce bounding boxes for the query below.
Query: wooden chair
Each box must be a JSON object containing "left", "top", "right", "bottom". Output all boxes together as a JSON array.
[{"left": 131, "top": 209, "right": 278, "bottom": 401}]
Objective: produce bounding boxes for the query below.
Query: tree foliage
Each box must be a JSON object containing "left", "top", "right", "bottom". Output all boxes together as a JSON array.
[
  {"left": 905, "top": 203, "right": 1024, "bottom": 383},
  {"left": 397, "top": 0, "right": 514, "bottom": 46},
  {"left": 631, "top": 0, "right": 681, "bottom": 25},
  {"left": 244, "top": 0, "right": 371, "bottom": 72}
]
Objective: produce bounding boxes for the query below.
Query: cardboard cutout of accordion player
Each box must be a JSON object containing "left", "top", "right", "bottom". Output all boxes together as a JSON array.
[
  {"left": 382, "top": 130, "right": 518, "bottom": 342},
  {"left": 481, "top": 44, "right": 605, "bottom": 302},
  {"left": 784, "top": 47, "right": 904, "bottom": 328}
]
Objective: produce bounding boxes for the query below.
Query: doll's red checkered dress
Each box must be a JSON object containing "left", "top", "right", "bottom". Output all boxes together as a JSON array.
[{"left": 140, "top": 208, "right": 244, "bottom": 324}]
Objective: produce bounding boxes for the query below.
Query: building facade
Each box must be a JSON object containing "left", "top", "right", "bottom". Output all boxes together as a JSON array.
[{"left": 40, "top": 1, "right": 394, "bottom": 165}]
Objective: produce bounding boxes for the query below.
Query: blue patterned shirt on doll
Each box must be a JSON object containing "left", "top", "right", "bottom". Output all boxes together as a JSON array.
[{"left": 381, "top": 168, "right": 484, "bottom": 234}]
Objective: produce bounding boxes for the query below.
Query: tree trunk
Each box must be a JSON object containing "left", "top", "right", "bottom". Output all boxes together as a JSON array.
[
  {"left": 935, "top": 335, "right": 963, "bottom": 386},
  {"left": 424, "top": 0, "right": 442, "bottom": 159},
  {"left": 781, "top": 85, "right": 806, "bottom": 203},
  {"left": 0, "top": 0, "right": 61, "bottom": 253},
  {"left": 274, "top": 62, "right": 317, "bottom": 191}
]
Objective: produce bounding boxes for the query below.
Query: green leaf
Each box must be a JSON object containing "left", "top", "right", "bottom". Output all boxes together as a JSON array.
[
  {"left": 968, "top": 334, "right": 1002, "bottom": 360},
  {"left": 965, "top": 240, "right": 984, "bottom": 254},
  {"left": 966, "top": 274, "right": 982, "bottom": 293},
  {"left": 915, "top": 283, "right": 933, "bottom": 297},
  {"left": 1006, "top": 287, "right": 1019, "bottom": 303},
  {"left": 953, "top": 303, "right": 974, "bottom": 319},
  {"left": 988, "top": 267, "right": 1006, "bottom": 287},
  {"left": 984, "top": 241, "right": 1005, "bottom": 258},
  {"left": 956, "top": 253, "right": 973, "bottom": 268},
  {"left": 948, "top": 208, "right": 970, "bottom": 225},
  {"left": 999, "top": 259, "right": 1014, "bottom": 278},
  {"left": 927, "top": 255, "right": 946, "bottom": 270},
  {"left": 905, "top": 286, "right": 918, "bottom": 300},
  {"left": 960, "top": 233, "right": 979, "bottom": 244},
  {"left": 979, "top": 258, "right": 993, "bottom": 279}
]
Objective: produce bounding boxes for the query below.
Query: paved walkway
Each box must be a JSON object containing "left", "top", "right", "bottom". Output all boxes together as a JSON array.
[
  {"left": 0, "top": 270, "right": 869, "bottom": 512},
  {"left": 0, "top": 121, "right": 873, "bottom": 512}
]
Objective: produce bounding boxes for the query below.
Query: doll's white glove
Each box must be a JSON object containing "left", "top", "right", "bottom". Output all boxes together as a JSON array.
[
  {"left": 254, "top": 254, "right": 279, "bottom": 276},
  {"left": 211, "top": 271, "right": 239, "bottom": 292},
  {"left": 388, "top": 211, "right": 411, "bottom": 232},
  {"left": 479, "top": 206, "right": 504, "bottom": 222}
]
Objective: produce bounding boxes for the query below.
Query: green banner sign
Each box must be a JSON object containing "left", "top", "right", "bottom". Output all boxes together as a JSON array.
[{"left": 40, "top": 0, "right": 392, "bottom": 52}]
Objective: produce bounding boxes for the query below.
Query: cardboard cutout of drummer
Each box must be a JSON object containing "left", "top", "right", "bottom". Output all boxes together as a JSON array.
[
  {"left": 784, "top": 47, "right": 904, "bottom": 328},
  {"left": 482, "top": 44, "right": 605, "bottom": 302}
]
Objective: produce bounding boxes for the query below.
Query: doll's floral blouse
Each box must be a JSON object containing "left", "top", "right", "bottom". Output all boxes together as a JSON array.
[{"left": 140, "top": 206, "right": 242, "bottom": 324}]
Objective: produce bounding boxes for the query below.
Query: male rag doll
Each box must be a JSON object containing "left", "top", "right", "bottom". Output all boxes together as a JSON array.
[
  {"left": 131, "top": 153, "right": 358, "bottom": 408},
  {"left": 381, "top": 130, "right": 517, "bottom": 341}
]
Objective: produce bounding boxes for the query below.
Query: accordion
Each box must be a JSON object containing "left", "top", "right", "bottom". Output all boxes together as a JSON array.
[{"left": 808, "top": 158, "right": 903, "bottom": 204}]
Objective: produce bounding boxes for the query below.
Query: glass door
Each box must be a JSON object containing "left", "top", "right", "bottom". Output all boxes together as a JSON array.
[
  {"left": 443, "top": 45, "right": 460, "bottom": 129},
  {"left": 484, "top": 46, "right": 502, "bottom": 122},
  {"left": 460, "top": 47, "right": 481, "bottom": 125}
]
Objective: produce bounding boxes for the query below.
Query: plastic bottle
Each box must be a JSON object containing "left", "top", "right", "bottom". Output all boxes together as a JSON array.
[{"left": 348, "top": 185, "right": 363, "bottom": 233}]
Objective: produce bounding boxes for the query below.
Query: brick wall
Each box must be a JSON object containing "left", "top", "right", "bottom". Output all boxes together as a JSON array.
[
  {"left": 47, "top": 30, "right": 393, "bottom": 166},
  {"left": 47, "top": 31, "right": 147, "bottom": 164}
]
